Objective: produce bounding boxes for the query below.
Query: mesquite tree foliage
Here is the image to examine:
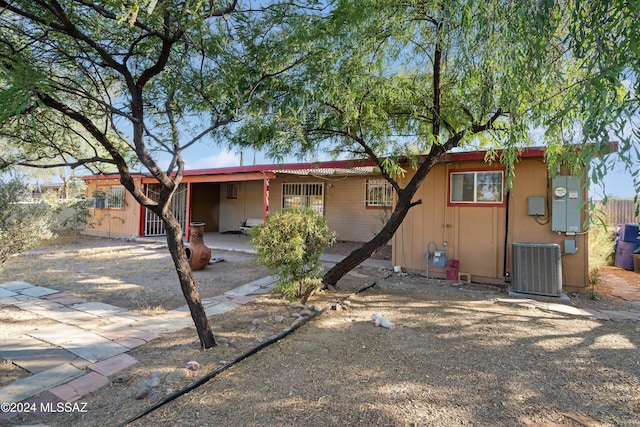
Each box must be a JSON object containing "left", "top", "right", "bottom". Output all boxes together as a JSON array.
[
  {"left": 0, "top": 0, "right": 315, "bottom": 348},
  {"left": 232, "top": 0, "right": 620, "bottom": 287}
]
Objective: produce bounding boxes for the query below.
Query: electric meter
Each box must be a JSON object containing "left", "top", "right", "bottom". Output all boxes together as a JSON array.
[{"left": 554, "top": 186, "right": 567, "bottom": 198}]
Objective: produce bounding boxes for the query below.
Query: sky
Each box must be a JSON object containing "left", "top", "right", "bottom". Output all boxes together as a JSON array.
[{"left": 171, "top": 144, "right": 639, "bottom": 200}]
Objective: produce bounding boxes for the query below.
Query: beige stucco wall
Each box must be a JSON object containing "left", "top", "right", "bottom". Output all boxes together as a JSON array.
[
  {"left": 218, "top": 180, "right": 265, "bottom": 232},
  {"left": 392, "top": 158, "right": 589, "bottom": 291},
  {"left": 268, "top": 174, "right": 390, "bottom": 242},
  {"left": 84, "top": 177, "right": 141, "bottom": 239}
]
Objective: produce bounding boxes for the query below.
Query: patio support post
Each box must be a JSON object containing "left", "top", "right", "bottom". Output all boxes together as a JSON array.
[
  {"left": 263, "top": 176, "right": 269, "bottom": 222},
  {"left": 185, "top": 182, "right": 192, "bottom": 241}
]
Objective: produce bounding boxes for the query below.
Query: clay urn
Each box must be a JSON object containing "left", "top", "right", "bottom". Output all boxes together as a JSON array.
[{"left": 185, "top": 222, "right": 211, "bottom": 271}]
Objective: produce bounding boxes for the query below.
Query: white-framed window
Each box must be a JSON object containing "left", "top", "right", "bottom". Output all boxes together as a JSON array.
[
  {"left": 365, "top": 179, "right": 394, "bottom": 207},
  {"left": 226, "top": 183, "right": 238, "bottom": 199},
  {"left": 449, "top": 170, "right": 504, "bottom": 205},
  {"left": 282, "top": 183, "right": 324, "bottom": 214},
  {"left": 92, "top": 186, "right": 125, "bottom": 209}
]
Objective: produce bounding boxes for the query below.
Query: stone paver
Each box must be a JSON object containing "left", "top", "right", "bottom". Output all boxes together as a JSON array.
[
  {"left": 0, "top": 363, "right": 84, "bottom": 403},
  {"left": 1, "top": 335, "right": 56, "bottom": 356},
  {"left": 114, "top": 336, "right": 147, "bottom": 349},
  {"left": 133, "top": 316, "right": 193, "bottom": 334},
  {"left": 96, "top": 324, "right": 158, "bottom": 342},
  {"left": 229, "top": 295, "right": 258, "bottom": 305},
  {"left": 72, "top": 301, "right": 128, "bottom": 317},
  {"left": 0, "top": 281, "right": 35, "bottom": 292},
  {"left": 204, "top": 300, "right": 240, "bottom": 316},
  {"left": 245, "top": 275, "right": 277, "bottom": 288},
  {"left": 29, "top": 324, "right": 129, "bottom": 363},
  {"left": 0, "top": 287, "right": 17, "bottom": 298},
  {"left": 20, "top": 286, "right": 60, "bottom": 298},
  {"left": 49, "top": 372, "right": 109, "bottom": 402},
  {"left": 89, "top": 353, "right": 138, "bottom": 377},
  {"left": 11, "top": 348, "right": 81, "bottom": 374},
  {"left": 225, "top": 284, "right": 260, "bottom": 297}
]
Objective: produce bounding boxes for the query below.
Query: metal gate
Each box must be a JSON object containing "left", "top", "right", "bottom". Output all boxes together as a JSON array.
[{"left": 144, "top": 183, "right": 188, "bottom": 236}]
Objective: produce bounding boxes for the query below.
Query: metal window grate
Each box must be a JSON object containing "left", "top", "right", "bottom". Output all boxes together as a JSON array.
[
  {"left": 365, "top": 179, "right": 393, "bottom": 207},
  {"left": 108, "top": 186, "right": 125, "bottom": 209},
  {"left": 144, "top": 183, "right": 187, "bottom": 236},
  {"left": 282, "top": 183, "right": 324, "bottom": 214}
]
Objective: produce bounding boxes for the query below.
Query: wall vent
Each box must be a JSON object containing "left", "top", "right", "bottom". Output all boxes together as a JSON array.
[{"left": 511, "top": 243, "right": 562, "bottom": 296}]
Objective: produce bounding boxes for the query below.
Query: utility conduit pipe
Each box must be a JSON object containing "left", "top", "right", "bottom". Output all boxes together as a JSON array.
[{"left": 119, "top": 276, "right": 388, "bottom": 426}]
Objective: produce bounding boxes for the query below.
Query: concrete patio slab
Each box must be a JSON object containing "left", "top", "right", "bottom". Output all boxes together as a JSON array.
[{"left": 0, "top": 363, "right": 84, "bottom": 403}]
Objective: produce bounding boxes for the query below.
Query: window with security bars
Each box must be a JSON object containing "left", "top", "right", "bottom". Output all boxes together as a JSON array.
[
  {"left": 282, "top": 183, "right": 324, "bottom": 214},
  {"left": 108, "top": 186, "right": 125, "bottom": 209},
  {"left": 92, "top": 186, "right": 125, "bottom": 209},
  {"left": 365, "top": 179, "right": 394, "bottom": 207}
]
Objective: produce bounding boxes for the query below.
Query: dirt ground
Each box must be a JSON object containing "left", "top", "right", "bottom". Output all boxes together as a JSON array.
[{"left": 2, "top": 232, "right": 640, "bottom": 426}]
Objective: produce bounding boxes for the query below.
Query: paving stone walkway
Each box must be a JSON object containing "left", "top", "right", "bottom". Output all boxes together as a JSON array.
[{"left": 0, "top": 277, "right": 277, "bottom": 422}]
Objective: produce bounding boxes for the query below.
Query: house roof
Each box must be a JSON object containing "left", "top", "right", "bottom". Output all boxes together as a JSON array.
[{"left": 83, "top": 145, "right": 613, "bottom": 182}]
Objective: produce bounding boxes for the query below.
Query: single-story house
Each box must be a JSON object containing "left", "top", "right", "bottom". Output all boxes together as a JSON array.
[{"left": 82, "top": 147, "right": 592, "bottom": 292}]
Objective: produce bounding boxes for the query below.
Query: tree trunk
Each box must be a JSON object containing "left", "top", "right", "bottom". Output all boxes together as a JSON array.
[
  {"left": 322, "top": 187, "right": 417, "bottom": 287},
  {"left": 323, "top": 147, "right": 450, "bottom": 288},
  {"left": 162, "top": 212, "right": 216, "bottom": 349}
]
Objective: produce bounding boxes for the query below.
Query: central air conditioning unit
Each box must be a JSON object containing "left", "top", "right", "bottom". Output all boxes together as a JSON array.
[{"left": 511, "top": 243, "right": 562, "bottom": 296}]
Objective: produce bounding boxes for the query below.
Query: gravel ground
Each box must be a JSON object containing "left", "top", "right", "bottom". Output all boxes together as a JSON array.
[{"left": 2, "top": 233, "right": 639, "bottom": 426}]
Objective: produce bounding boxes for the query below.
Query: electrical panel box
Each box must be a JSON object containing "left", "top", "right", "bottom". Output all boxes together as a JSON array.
[
  {"left": 551, "top": 175, "right": 581, "bottom": 232},
  {"left": 564, "top": 239, "right": 578, "bottom": 254},
  {"left": 527, "top": 196, "right": 545, "bottom": 216}
]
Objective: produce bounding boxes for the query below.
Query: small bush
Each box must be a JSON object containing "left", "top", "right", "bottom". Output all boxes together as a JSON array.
[
  {"left": 588, "top": 224, "right": 616, "bottom": 269},
  {"left": 0, "top": 179, "right": 55, "bottom": 268},
  {"left": 251, "top": 208, "right": 335, "bottom": 302}
]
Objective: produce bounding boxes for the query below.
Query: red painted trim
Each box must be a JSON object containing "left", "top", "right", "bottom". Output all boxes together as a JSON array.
[
  {"left": 365, "top": 205, "right": 393, "bottom": 209},
  {"left": 263, "top": 177, "right": 269, "bottom": 222},
  {"left": 447, "top": 167, "right": 507, "bottom": 208},
  {"left": 185, "top": 182, "right": 192, "bottom": 242},
  {"left": 81, "top": 143, "right": 618, "bottom": 182},
  {"left": 138, "top": 185, "right": 146, "bottom": 237}
]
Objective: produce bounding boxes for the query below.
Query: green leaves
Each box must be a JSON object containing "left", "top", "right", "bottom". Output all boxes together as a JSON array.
[{"left": 251, "top": 208, "right": 336, "bottom": 301}]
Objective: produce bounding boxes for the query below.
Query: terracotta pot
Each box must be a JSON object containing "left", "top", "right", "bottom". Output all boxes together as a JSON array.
[{"left": 186, "top": 222, "right": 211, "bottom": 271}]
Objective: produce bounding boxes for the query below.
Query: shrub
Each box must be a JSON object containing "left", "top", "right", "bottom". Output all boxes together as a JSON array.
[
  {"left": 251, "top": 208, "right": 335, "bottom": 302},
  {"left": 0, "top": 179, "right": 55, "bottom": 268},
  {"left": 588, "top": 224, "right": 616, "bottom": 269}
]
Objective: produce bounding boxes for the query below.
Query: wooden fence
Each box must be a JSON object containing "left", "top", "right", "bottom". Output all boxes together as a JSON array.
[{"left": 594, "top": 199, "right": 640, "bottom": 225}]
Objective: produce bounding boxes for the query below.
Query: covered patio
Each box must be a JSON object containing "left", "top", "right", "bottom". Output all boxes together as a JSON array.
[{"left": 137, "top": 232, "right": 391, "bottom": 269}]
